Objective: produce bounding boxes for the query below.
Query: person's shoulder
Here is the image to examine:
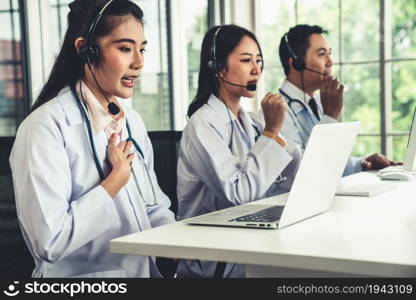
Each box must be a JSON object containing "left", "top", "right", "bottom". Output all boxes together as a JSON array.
[
  {"left": 187, "top": 103, "right": 218, "bottom": 129},
  {"left": 28, "top": 90, "right": 71, "bottom": 122},
  {"left": 21, "top": 87, "right": 77, "bottom": 136}
]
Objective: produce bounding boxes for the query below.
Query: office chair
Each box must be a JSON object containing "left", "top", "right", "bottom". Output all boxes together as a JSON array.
[
  {"left": 147, "top": 131, "right": 182, "bottom": 216},
  {"left": 147, "top": 130, "right": 182, "bottom": 278},
  {"left": 0, "top": 137, "right": 34, "bottom": 277}
]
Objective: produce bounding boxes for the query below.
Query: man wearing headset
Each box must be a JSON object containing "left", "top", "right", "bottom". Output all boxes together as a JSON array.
[{"left": 278, "top": 24, "right": 398, "bottom": 175}]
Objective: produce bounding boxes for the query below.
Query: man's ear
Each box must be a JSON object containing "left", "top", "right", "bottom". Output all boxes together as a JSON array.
[{"left": 74, "top": 37, "right": 85, "bottom": 54}]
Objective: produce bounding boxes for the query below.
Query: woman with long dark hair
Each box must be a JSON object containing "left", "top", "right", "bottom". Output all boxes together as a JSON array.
[
  {"left": 10, "top": 0, "right": 174, "bottom": 277},
  {"left": 176, "top": 25, "right": 301, "bottom": 278}
]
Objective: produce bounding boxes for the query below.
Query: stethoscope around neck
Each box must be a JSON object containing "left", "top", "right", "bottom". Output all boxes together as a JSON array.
[
  {"left": 207, "top": 99, "right": 287, "bottom": 187},
  {"left": 70, "top": 85, "right": 158, "bottom": 207},
  {"left": 278, "top": 88, "right": 317, "bottom": 136}
]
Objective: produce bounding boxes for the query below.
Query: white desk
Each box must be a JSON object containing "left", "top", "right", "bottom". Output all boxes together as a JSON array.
[{"left": 110, "top": 172, "right": 416, "bottom": 277}]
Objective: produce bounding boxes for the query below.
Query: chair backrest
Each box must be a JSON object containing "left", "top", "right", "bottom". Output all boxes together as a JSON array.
[
  {"left": 0, "top": 136, "right": 34, "bottom": 277},
  {"left": 147, "top": 131, "right": 182, "bottom": 216},
  {"left": 0, "top": 137, "right": 14, "bottom": 175},
  {"left": 147, "top": 131, "right": 182, "bottom": 278}
]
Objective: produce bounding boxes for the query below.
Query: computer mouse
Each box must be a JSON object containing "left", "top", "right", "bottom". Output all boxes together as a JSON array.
[{"left": 378, "top": 172, "right": 415, "bottom": 181}]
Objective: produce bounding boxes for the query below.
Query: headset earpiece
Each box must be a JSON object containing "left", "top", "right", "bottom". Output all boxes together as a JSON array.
[
  {"left": 86, "top": 43, "right": 100, "bottom": 63},
  {"left": 291, "top": 57, "right": 305, "bottom": 72},
  {"left": 207, "top": 59, "right": 217, "bottom": 73},
  {"left": 79, "top": 43, "right": 100, "bottom": 64},
  {"left": 208, "top": 26, "right": 222, "bottom": 74},
  {"left": 285, "top": 33, "right": 305, "bottom": 72}
]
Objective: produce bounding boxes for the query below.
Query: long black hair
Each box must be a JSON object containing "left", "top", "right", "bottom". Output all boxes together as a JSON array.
[
  {"left": 31, "top": 0, "right": 143, "bottom": 112},
  {"left": 187, "top": 24, "right": 264, "bottom": 118}
]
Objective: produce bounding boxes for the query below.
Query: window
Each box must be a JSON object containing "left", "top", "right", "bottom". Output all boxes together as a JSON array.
[
  {"left": 184, "top": 0, "right": 208, "bottom": 106},
  {"left": 391, "top": 0, "right": 416, "bottom": 161},
  {"left": 130, "top": 0, "right": 171, "bottom": 130},
  {"left": 256, "top": 0, "right": 296, "bottom": 95},
  {"left": 49, "top": 0, "right": 71, "bottom": 54},
  {"left": 257, "top": 0, "right": 416, "bottom": 161},
  {"left": 0, "top": 0, "right": 25, "bottom": 136}
]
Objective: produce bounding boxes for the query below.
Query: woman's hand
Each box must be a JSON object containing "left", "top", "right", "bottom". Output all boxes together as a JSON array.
[
  {"left": 101, "top": 133, "right": 135, "bottom": 198},
  {"left": 262, "top": 92, "right": 287, "bottom": 135}
]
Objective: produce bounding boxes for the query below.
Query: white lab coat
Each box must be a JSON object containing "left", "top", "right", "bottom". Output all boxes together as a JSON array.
[
  {"left": 9, "top": 86, "right": 175, "bottom": 278},
  {"left": 176, "top": 94, "right": 300, "bottom": 277},
  {"left": 279, "top": 79, "right": 363, "bottom": 176}
]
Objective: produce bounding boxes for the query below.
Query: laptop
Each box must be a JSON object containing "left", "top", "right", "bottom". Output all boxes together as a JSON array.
[{"left": 184, "top": 122, "right": 360, "bottom": 229}]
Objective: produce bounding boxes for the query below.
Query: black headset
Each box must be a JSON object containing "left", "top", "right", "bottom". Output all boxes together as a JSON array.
[
  {"left": 78, "top": 0, "right": 120, "bottom": 115},
  {"left": 207, "top": 26, "right": 223, "bottom": 74},
  {"left": 208, "top": 26, "right": 265, "bottom": 74},
  {"left": 284, "top": 33, "right": 306, "bottom": 72},
  {"left": 79, "top": 0, "right": 115, "bottom": 64}
]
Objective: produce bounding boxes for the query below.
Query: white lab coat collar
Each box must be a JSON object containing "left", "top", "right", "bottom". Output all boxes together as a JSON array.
[
  {"left": 206, "top": 94, "right": 257, "bottom": 128},
  {"left": 205, "top": 94, "right": 237, "bottom": 125},
  {"left": 205, "top": 94, "right": 259, "bottom": 146},
  {"left": 57, "top": 86, "right": 84, "bottom": 127},
  {"left": 56, "top": 86, "right": 131, "bottom": 147},
  {"left": 281, "top": 79, "right": 322, "bottom": 115}
]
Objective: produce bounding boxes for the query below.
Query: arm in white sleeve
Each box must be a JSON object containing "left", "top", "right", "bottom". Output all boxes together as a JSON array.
[
  {"left": 182, "top": 118, "right": 293, "bottom": 206},
  {"left": 11, "top": 120, "right": 120, "bottom": 263}
]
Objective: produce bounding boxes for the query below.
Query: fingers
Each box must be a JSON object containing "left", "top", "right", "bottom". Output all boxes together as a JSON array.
[
  {"left": 108, "top": 133, "right": 117, "bottom": 146},
  {"left": 262, "top": 92, "right": 286, "bottom": 111},
  {"left": 379, "top": 157, "right": 391, "bottom": 166},
  {"left": 116, "top": 140, "right": 133, "bottom": 153},
  {"left": 124, "top": 141, "right": 133, "bottom": 154},
  {"left": 369, "top": 154, "right": 400, "bottom": 169},
  {"left": 261, "top": 92, "right": 273, "bottom": 104},
  {"left": 377, "top": 154, "right": 393, "bottom": 166},
  {"left": 322, "top": 76, "right": 342, "bottom": 91},
  {"left": 265, "top": 92, "right": 284, "bottom": 104},
  {"left": 117, "top": 140, "right": 127, "bottom": 151},
  {"left": 127, "top": 153, "right": 135, "bottom": 167},
  {"left": 362, "top": 160, "right": 371, "bottom": 171}
]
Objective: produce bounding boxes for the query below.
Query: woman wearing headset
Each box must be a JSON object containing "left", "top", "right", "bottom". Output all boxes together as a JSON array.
[
  {"left": 176, "top": 25, "right": 301, "bottom": 278},
  {"left": 9, "top": 0, "right": 174, "bottom": 278}
]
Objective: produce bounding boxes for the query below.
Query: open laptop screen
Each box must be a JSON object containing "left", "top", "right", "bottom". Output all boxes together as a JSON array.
[{"left": 404, "top": 105, "right": 416, "bottom": 171}]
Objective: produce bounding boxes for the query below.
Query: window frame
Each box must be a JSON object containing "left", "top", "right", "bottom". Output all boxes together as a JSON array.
[{"left": 254, "top": 0, "right": 416, "bottom": 159}]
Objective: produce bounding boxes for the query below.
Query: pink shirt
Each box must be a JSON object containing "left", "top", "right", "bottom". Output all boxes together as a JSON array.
[{"left": 76, "top": 80, "right": 125, "bottom": 142}]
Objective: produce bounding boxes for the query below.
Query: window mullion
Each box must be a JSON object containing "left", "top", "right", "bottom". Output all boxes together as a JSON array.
[{"left": 380, "top": 0, "right": 393, "bottom": 157}]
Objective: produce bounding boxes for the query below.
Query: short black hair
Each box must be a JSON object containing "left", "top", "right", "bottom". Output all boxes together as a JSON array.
[{"left": 279, "top": 24, "right": 328, "bottom": 76}]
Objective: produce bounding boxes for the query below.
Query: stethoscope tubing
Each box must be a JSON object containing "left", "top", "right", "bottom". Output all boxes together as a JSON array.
[{"left": 70, "top": 85, "right": 158, "bottom": 206}]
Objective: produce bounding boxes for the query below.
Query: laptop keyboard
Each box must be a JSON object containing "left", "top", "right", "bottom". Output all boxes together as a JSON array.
[{"left": 229, "top": 205, "right": 284, "bottom": 223}]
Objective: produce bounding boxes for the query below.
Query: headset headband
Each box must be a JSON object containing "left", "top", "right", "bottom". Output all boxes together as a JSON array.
[
  {"left": 207, "top": 26, "right": 222, "bottom": 73},
  {"left": 84, "top": 0, "right": 115, "bottom": 49},
  {"left": 284, "top": 33, "right": 299, "bottom": 60},
  {"left": 284, "top": 33, "right": 305, "bottom": 71}
]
